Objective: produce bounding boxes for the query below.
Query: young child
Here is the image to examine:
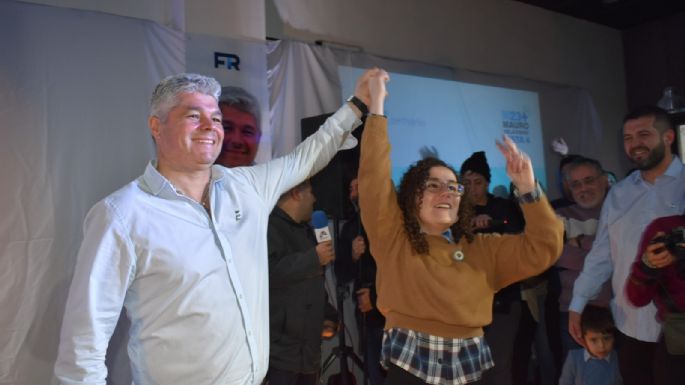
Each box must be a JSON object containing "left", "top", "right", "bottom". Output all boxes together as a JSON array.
[{"left": 559, "top": 305, "right": 622, "bottom": 385}]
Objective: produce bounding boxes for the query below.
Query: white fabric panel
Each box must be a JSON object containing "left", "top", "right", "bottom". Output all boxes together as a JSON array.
[
  {"left": 266, "top": 40, "right": 342, "bottom": 157},
  {"left": 0, "top": 1, "right": 184, "bottom": 384},
  {"left": 266, "top": 41, "right": 358, "bottom": 384}
]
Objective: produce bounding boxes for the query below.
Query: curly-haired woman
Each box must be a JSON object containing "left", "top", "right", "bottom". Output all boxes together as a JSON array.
[{"left": 357, "top": 69, "right": 563, "bottom": 385}]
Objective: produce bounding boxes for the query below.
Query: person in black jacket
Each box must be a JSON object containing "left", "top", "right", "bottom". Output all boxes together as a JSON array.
[
  {"left": 266, "top": 180, "right": 337, "bottom": 385},
  {"left": 460, "top": 151, "right": 528, "bottom": 385},
  {"left": 337, "top": 177, "right": 387, "bottom": 385}
]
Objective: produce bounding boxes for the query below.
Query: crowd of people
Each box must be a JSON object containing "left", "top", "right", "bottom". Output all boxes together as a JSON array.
[{"left": 53, "top": 68, "right": 685, "bottom": 385}]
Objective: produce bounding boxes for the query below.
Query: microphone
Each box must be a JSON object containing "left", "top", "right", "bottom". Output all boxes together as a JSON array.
[{"left": 311, "top": 210, "right": 332, "bottom": 243}]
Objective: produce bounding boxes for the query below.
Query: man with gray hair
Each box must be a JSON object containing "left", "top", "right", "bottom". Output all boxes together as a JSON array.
[
  {"left": 54, "top": 71, "right": 372, "bottom": 385},
  {"left": 216, "top": 86, "right": 262, "bottom": 167},
  {"left": 551, "top": 156, "right": 612, "bottom": 369}
]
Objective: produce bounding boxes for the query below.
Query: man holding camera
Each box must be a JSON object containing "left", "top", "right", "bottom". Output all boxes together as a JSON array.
[{"left": 569, "top": 106, "right": 685, "bottom": 385}]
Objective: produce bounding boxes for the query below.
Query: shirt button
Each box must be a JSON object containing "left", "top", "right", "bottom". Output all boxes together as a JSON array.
[{"left": 437, "top": 358, "right": 443, "bottom": 364}]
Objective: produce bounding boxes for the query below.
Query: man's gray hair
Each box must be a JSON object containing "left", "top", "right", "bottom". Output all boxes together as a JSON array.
[
  {"left": 150, "top": 73, "right": 221, "bottom": 121},
  {"left": 563, "top": 156, "right": 605, "bottom": 181},
  {"left": 219, "top": 86, "right": 261, "bottom": 131}
]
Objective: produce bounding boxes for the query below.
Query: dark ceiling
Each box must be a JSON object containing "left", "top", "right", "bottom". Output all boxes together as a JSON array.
[{"left": 514, "top": 0, "right": 685, "bottom": 30}]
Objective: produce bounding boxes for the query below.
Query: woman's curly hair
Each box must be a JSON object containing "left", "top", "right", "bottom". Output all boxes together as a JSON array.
[{"left": 397, "top": 157, "right": 475, "bottom": 255}]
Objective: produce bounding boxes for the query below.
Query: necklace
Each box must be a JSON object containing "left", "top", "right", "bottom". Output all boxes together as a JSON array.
[{"left": 200, "top": 183, "right": 211, "bottom": 211}]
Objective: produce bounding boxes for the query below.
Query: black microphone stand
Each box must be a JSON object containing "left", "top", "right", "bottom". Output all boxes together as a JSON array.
[{"left": 321, "top": 216, "right": 366, "bottom": 385}]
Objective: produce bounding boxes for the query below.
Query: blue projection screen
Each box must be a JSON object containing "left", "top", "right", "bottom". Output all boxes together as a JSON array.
[{"left": 339, "top": 66, "right": 547, "bottom": 194}]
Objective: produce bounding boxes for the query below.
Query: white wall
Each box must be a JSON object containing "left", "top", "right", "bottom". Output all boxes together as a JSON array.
[
  {"left": 185, "top": 0, "right": 265, "bottom": 40},
  {"left": 17, "top": 0, "right": 265, "bottom": 40},
  {"left": 16, "top": 0, "right": 185, "bottom": 30}
]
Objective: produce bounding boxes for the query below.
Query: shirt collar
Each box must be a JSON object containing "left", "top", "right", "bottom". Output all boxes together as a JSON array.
[
  {"left": 419, "top": 228, "right": 454, "bottom": 243},
  {"left": 141, "top": 160, "right": 170, "bottom": 196},
  {"left": 442, "top": 228, "right": 454, "bottom": 242},
  {"left": 210, "top": 164, "right": 227, "bottom": 183},
  {"left": 629, "top": 155, "right": 683, "bottom": 185},
  {"left": 583, "top": 349, "right": 612, "bottom": 362},
  {"left": 140, "top": 160, "right": 225, "bottom": 197}
]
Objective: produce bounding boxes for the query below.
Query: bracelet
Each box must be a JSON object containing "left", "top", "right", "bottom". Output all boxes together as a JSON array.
[{"left": 346, "top": 95, "right": 368, "bottom": 116}]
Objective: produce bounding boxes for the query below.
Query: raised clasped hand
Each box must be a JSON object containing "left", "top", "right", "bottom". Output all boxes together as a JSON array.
[
  {"left": 367, "top": 68, "right": 389, "bottom": 115},
  {"left": 496, "top": 134, "right": 535, "bottom": 195}
]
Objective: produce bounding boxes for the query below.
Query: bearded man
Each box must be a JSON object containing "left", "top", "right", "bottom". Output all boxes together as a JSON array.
[{"left": 569, "top": 106, "right": 685, "bottom": 385}]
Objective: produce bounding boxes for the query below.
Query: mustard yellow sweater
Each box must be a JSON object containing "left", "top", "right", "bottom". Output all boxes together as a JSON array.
[{"left": 358, "top": 115, "right": 563, "bottom": 339}]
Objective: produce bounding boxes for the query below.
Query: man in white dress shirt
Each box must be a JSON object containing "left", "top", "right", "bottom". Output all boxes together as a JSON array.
[{"left": 54, "top": 71, "right": 371, "bottom": 385}]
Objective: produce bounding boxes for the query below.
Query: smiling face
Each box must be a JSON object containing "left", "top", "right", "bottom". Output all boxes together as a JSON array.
[
  {"left": 150, "top": 92, "right": 223, "bottom": 175},
  {"left": 567, "top": 164, "right": 608, "bottom": 210},
  {"left": 416, "top": 166, "right": 462, "bottom": 235},
  {"left": 215, "top": 105, "right": 261, "bottom": 167},
  {"left": 623, "top": 115, "right": 672, "bottom": 171}
]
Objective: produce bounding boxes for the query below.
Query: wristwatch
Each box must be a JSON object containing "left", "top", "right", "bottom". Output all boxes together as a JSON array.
[
  {"left": 513, "top": 182, "right": 543, "bottom": 204},
  {"left": 346, "top": 95, "right": 368, "bottom": 116}
]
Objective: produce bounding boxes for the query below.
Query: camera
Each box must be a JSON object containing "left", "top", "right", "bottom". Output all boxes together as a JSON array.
[{"left": 650, "top": 226, "right": 685, "bottom": 264}]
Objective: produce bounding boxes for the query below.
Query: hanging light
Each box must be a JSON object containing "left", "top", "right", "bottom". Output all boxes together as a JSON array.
[{"left": 657, "top": 87, "right": 685, "bottom": 113}]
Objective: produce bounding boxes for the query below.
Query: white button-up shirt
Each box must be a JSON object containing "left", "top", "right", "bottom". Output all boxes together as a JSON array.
[{"left": 55, "top": 105, "right": 360, "bottom": 385}]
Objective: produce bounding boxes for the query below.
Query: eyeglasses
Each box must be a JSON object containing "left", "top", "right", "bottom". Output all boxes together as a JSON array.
[
  {"left": 424, "top": 179, "right": 465, "bottom": 197},
  {"left": 569, "top": 175, "right": 602, "bottom": 190}
]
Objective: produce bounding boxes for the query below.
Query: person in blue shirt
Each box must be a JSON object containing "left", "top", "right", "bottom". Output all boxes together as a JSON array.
[
  {"left": 559, "top": 305, "right": 622, "bottom": 385},
  {"left": 569, "top": 106, "right": 685, "bottom": 385}
]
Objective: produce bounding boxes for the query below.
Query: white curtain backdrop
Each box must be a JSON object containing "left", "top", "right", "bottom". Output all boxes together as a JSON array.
[
  {"left": 266, "top": 40, "right": 354, "bottom": 383},
  {"left": 267, "top": 40, "right": 343, "bottom": 157},
  {"left": 0, "top": 1, "right": 185, "bottom": 384}
]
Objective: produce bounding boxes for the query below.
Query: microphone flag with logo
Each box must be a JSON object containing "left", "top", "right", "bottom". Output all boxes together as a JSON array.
[{"left": 311, "top": 210, "right": 331, "bottom": 243}]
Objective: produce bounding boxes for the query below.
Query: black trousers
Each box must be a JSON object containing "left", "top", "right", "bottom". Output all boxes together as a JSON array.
[
  {"left": 384, "top": 364, "right": 426, "bottom": 385},
  {"left": 614, "top": 329, "right": 685, "bottom": 385},
  {"left": 265, "top": 367, "right": 319, "bottom": 385},
  {"left": 654, "top": 333, "right": 685, "bottom": 385},
  {"left": 616, "top": 329, "right": 657, "bottom": 385}
]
